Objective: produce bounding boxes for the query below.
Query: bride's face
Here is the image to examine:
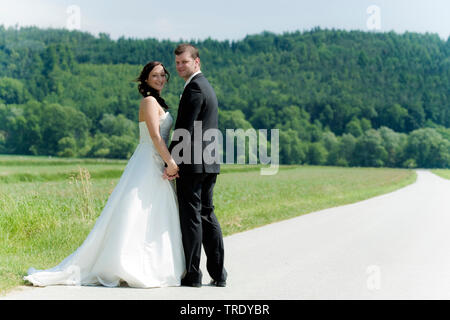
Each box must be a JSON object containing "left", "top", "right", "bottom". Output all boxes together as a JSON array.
[{"left": 146, "top": 65, "right": 166, "bottom": 92}]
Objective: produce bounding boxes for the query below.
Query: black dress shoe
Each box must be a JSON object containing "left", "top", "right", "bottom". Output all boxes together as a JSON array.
[
  {"left": 210, "top": 280, "right": 227, "bottom": 287},
  {"left": 181, "top": 278, "right": 202, "bottom": 288}
]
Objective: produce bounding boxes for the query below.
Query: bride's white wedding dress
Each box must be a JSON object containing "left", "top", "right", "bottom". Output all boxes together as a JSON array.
[{"left": 24, "top": 112, "right": 186, "bottom": 288}]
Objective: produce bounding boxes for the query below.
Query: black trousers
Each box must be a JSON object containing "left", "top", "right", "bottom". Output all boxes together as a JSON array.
[{"left": 176, "top": 173, "right": 227, "bottom": 283}]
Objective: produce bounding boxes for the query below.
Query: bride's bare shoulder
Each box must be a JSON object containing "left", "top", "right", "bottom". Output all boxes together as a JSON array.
[
  {"left": 140, "top": 96, "right": 159, "bottom": 110},
  {"left": 140, "top": 96, "right": 157, "bottom": 106},
  {"left": 139, "top": 96, "right": 163, "bottom": 121}
]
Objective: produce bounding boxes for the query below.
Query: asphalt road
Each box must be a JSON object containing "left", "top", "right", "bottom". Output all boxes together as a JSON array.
[{"left": 3, "top": 170, "right": 450, "bottom": 300}]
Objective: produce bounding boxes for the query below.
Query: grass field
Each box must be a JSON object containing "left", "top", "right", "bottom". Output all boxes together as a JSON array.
[
  {"left": 0, "top": 155, "right": 416, "bottom": 294},
  {"left": 432, "top": 169, "right": 450, "bottom": 180}
]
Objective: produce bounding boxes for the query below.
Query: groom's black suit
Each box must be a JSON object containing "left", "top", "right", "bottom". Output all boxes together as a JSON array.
[{"left": 169, "top": 73, "right": 227, "bottom": 285}]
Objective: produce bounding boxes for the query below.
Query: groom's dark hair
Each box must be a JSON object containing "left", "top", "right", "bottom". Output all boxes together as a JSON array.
[{"left": 174, "top": 43, "right": 199, "bottom": 60}]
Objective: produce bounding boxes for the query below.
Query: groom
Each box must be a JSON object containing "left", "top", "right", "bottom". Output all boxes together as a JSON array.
[{"left": 167, "top": 43, "right": 227, "bottom": 288}]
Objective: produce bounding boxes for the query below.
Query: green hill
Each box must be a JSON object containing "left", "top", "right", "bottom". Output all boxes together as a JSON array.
[{"left": 0, "top": 26, "right": 449, "bottom": 167}]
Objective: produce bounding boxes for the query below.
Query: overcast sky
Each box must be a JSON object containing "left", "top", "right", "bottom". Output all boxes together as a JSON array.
[{"left": 0, "top": 0, "right": 449, "bottom": 41}]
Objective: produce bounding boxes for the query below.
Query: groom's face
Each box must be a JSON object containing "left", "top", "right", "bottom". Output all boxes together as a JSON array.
[{"left": 175, "top": 51, "right": 200, "bottom": 81}]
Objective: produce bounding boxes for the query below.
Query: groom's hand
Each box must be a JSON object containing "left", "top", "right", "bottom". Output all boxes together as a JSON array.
[
  {"left": 165, "top": 160, "right": 179, "bottom": 179},
  {"left": 163, "top": 168, "right": 179, "bottom": 180},
  {"left": 165, "top": 173, "right": 179, "bottom": 180}
]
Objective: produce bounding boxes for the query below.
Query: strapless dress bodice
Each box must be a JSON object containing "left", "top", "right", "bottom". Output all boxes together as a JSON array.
[{"left": 139, "top": 112, "right": 173, "bottom": 146}]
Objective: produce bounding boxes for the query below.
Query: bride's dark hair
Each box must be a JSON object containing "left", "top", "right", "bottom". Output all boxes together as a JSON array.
[{"left": 135, "top": 61, "right": 170, "bottom": 109}]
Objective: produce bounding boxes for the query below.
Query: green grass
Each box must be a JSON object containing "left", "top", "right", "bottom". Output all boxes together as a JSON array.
[
  {"left": 0, "top": 154, "right": 127, "bottom": 166},
  {"left": 432, "top": 169, "right": 450, "bottom": 180},
  {"left": 0, "top": 155, "right": 417, "bottom": 295}
]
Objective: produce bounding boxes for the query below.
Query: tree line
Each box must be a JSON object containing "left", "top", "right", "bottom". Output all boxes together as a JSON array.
[{"left": 0, "top": 26, "right": 449, "bottom": 167}]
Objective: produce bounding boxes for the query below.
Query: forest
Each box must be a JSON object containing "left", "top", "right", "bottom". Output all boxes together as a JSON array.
[{"left": 0, "top": 26, "right": 449, "bottom": 168}]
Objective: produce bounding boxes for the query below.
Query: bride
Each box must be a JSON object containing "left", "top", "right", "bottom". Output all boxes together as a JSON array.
[{"left": 24, "top": 61, "right": 186, "bottom": 288}]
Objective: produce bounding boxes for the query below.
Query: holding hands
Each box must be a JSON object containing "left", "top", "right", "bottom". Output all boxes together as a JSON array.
[{"left": 163, "top": 159, "right": 179, "bottom": 180}]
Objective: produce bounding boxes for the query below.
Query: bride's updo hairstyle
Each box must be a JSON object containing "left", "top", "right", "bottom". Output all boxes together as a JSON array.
[{"left": 135, "top": 61, "right": 170, "bottom": 109}]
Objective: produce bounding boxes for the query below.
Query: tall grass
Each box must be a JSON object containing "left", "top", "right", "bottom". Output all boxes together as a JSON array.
[{"left": 69, "top": 167, "right": 95, "bottom": 221}]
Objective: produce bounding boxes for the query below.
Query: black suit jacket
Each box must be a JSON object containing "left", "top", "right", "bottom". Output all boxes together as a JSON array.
[{"left": 169, "top": 73, "right": 220, "bottom": 174}]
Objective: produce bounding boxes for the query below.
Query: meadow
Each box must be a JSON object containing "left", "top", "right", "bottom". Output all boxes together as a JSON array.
[
  {"left": 432, "top": 169, "right": 450, "bottom": 180},
  {"left": 0, "top": 155, "right": 416, "bottom": 294}
]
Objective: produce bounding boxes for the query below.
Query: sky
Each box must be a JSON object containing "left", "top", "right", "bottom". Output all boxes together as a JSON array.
[{"left": 0, "top": 0, "right": 449, "bottom": 41}]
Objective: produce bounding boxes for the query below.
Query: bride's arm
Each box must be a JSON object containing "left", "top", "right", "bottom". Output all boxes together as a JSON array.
[{"left": 141, "top": 96, "right": 178, "bottom": 175}]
